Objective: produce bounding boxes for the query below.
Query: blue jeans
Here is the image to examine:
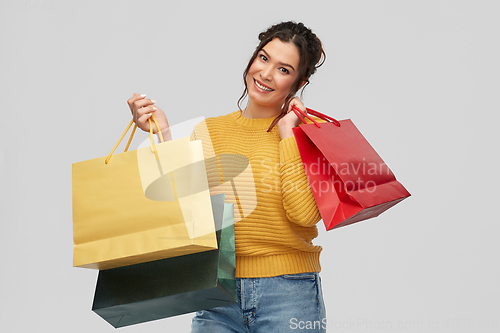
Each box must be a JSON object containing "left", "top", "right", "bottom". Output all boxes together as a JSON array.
[{"left": 191, "top": 272, "right": 326, "bottom": 332}]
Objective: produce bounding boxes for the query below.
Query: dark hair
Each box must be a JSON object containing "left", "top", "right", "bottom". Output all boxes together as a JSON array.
[{"left": 238, "top": 21, "right": 326, "bottom": 131}]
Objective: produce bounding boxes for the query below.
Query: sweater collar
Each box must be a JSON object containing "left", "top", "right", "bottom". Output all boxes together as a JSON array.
[{"left": 234, "top": 110, "right": 280, "bottom": 129}]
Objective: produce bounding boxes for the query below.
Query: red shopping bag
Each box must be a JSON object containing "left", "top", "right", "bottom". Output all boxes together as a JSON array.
[{"left": 292, "top": 107, "right": 410, "bottom": 230}]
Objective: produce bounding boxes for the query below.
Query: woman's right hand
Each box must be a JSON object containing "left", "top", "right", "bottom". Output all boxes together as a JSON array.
[{"left": 127, "top": 93, "right": 172, "bottom": 140}]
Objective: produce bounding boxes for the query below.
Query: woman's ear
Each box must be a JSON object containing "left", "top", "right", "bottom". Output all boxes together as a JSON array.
[{"left": 299, "top": 79, "right": 309, "bottom": 90}]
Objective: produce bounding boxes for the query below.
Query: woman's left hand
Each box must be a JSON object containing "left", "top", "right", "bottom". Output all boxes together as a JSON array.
[{"left": 277, "top": 97, "right": 307, "bottom": 140}]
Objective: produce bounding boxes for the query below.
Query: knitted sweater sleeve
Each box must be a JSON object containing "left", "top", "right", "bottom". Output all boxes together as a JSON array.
[{"left": 279, "top": 135, "right": 322, "bottom": 227}]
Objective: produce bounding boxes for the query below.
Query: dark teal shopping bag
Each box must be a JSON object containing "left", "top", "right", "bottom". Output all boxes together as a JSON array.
[{"left": 92, "top": 194, "right": 236, "bottom": 328}]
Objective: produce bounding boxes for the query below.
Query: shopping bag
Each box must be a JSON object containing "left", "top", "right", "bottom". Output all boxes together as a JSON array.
[
  {"left": 292, "top": 107, "right": 411, "bottom": 230},
  {"left": 92, "top": 194, "right": 236, "bottom": 328},
  {"left": 72, "top": 116, "right": 217, "bottom": 270}
]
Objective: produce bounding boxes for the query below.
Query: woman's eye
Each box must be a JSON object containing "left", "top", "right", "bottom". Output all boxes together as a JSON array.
[
  {"left": 260, "top": 54, "right": 268, "bottom": 61},
  {"left": 279, "top": 67, "right": 290, "bottom": 74}
]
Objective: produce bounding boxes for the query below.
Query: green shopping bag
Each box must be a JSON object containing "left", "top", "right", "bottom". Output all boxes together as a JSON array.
[{"left": 91, "top": 194, "right": 236, "bottom": 328}]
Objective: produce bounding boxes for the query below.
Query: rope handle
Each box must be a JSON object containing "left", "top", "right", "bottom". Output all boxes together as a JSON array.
[
  {"left": 292, "top": 106, "right": 341, "bottom": 127},
  {"left": 292, "top": 106, "right": 320, "bottom": 128},
  {"left": 105, "top": 114, "right": 164, "bottom": 164}
]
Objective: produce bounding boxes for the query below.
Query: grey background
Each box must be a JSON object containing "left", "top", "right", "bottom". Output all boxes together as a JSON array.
[{"left": 1, "top": 0, "right": 499, "bottom": 332}]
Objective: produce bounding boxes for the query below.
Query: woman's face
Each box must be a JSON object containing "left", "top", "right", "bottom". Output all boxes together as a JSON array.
[{"left": 246, "top": 38, "right": 301, "bottom": 110}]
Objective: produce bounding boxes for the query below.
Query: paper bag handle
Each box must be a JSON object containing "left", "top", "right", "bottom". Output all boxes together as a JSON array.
[
  {"left": 105, "top": 114, "right": 164, "bottom": 164},
  {"left": 292, "top": 106, "right": 341, "bottom": 127}
]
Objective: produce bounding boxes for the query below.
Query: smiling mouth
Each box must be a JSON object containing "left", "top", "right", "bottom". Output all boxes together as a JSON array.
[{"left": 254, "top": 79, "right": 274, "bottom": 92}]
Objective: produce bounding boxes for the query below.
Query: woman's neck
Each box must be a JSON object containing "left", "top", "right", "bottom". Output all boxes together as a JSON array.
[{"left": 243, "top": 100, "right": 282, "bottom": 119}]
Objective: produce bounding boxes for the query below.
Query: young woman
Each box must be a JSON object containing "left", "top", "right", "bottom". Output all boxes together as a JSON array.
[{"left": 128, "top": 21, "right": 328, "bottom": 333}]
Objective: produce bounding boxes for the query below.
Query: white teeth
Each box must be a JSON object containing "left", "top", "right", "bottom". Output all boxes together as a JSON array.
[{"left": 255, "top": 80, "right": 273, "bottom": 91}]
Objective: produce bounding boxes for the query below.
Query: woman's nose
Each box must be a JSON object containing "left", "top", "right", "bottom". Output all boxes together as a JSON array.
[{"left": 260, "top": 66, "right": 272, "bottom": 81}]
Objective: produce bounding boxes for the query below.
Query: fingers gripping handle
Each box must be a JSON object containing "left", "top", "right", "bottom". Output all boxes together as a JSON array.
[
  {"left": 105, "top": 114, "right": 164, "bottom": 164},
  {"left": 292, "top": 106, "right": 320, "bottom": 128},
  {"left": 292, "top": 106, "right": 341, "bottom": 128}
]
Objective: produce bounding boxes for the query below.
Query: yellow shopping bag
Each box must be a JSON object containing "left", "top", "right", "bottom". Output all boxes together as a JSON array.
[{"left": 72, "top": 116, "right": 217, "bottom": 270}]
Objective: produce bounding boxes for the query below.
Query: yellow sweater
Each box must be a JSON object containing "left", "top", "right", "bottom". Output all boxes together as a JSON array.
[{"left": 191, "top": 111, "right": 322, "bottom": 278}]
